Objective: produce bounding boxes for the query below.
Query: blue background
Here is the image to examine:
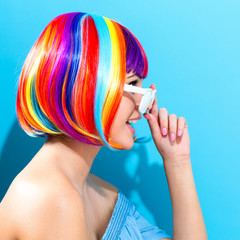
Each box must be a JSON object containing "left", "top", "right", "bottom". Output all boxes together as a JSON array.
[{"left": 1, "top": 0, "right": 239, "bottom": 239}]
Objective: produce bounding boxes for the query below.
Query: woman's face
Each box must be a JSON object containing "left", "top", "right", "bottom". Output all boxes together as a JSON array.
[{"left": 109, "top": 71, "right": 146, "bottom": 150}]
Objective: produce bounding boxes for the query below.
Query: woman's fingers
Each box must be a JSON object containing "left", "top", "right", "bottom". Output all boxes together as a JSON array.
[
  {"left": 177, "top": 117, "right": 185, "bottom": 137},
  {"left": 146, "top": 85, "right": 185, "bottom": 142},
  {"left": 168, "top": 114, "right": 178, "bottom": 141},
  {"left": 159, "top": 109, "right": 183, "bottom": 142},
  {"left": 159, "top": 108, "right": 169, "bottom": 136}
]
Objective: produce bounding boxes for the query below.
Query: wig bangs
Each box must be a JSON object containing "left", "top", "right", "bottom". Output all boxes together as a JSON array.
[{"left": 120, "top": 25, "right": 148, "bottom": 79}]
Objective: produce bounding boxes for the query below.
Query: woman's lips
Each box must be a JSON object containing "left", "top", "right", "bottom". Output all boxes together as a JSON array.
[{"left": 126, "top": 121, "right": 135, "bottom": 134}]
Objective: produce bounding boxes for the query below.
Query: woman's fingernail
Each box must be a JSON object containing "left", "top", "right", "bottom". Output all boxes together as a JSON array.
[
  {"left": 170, "top": 133, "right": 175, "bottom": 141},
  {"left": 144, "top": 114, "right": 150, "bottom": 120},
  {"left": 162, "top": 128, "right": 167, "bottom": 135},
  {"left": 177, "top": 130, "right": 182, "bottom": 136}
]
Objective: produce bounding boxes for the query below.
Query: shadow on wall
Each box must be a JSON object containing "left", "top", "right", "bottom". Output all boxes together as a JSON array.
[{"left": 0, "top": 119, "right": 173, "bottom": 235}]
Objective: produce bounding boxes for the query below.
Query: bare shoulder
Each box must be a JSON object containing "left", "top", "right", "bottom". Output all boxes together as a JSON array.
[
  {"left": 89, "top": 173, "right": 119, "bottom": 194},
  {"left": 0, "top": 174, "right": 89, "bottom": 240}
]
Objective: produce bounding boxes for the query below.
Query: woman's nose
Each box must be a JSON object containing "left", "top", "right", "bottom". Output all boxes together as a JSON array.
[{"left": 134, "top": 93, "right": 142, "bottom": 106}]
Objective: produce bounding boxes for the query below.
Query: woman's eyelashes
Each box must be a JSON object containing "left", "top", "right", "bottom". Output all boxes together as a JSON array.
[{"left": 129, "top": 80, "right": 138, "bottom": 86}]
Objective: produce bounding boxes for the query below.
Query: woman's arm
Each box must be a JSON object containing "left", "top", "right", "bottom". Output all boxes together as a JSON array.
[
  {"left": 163, "top": 157, "right": 207, "bottom": 240},
  {"left": 143, "top": 84, "right": 208, "bottom": 239}
]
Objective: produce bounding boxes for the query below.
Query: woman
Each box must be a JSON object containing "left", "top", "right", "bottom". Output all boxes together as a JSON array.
[{"left": 0, "top": 12, "right": 207, "bottom": 239}]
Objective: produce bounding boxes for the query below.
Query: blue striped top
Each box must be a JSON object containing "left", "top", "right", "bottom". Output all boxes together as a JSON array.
[{"left": 101, "top": 190, "right": 172, "bottom": 240}]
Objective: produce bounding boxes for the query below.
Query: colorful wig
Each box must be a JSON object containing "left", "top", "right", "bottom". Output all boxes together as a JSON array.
[{"left": 16, "top": 12, "right": 149, "bottom": 150}]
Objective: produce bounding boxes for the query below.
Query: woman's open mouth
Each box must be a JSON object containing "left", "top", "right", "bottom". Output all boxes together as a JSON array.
[{"left": 126, "top": 120, "right": 136, "bottom": 134}]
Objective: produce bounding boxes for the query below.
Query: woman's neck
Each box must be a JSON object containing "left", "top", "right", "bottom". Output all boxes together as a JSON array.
[{"left": 36, "top": 135, "right": 102, "bottom": 195}]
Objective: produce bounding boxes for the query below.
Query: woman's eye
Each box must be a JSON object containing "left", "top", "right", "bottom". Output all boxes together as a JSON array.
[{"left": 129, "top": 80, "right": 138, "bottom": 86}]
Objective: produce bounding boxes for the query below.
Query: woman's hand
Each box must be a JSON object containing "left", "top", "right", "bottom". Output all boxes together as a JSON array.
[{"left": 143, "top": 84, "right": 190, "bottom": 163}]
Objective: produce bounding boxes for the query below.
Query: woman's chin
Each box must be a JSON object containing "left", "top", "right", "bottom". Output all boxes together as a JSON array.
[
  {"left": 122, "top": 140, "right": 134, "bottom": 150},
  {"left": 119, "top": 134, "right": 135, "bottom": 150},
  {"left": 109, "top": 125, "right": 135, "bottom": 150},
  {"left": 109, "top": 134, "right": 134, "bottom": 150}
]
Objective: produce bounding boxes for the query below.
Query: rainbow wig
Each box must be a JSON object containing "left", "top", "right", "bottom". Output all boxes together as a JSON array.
[{"left": 16, "top": 12, "right": 149, "bottom": 150}]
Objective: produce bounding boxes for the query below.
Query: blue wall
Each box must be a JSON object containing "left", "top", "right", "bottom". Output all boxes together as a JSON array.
[{"left": 1, "top": 0, "right": 239, "bottom": 238}]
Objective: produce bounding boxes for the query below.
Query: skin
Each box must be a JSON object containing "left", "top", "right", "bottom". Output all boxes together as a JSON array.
[
  {"left": 144, "top": 84, "right": 208, "bottom": 239},
  {"left": 0, "top": 71, "right": 207, "bottom": 240},
  {"left": 0, "top": 71, "right": 161, "bottom": 240}
]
